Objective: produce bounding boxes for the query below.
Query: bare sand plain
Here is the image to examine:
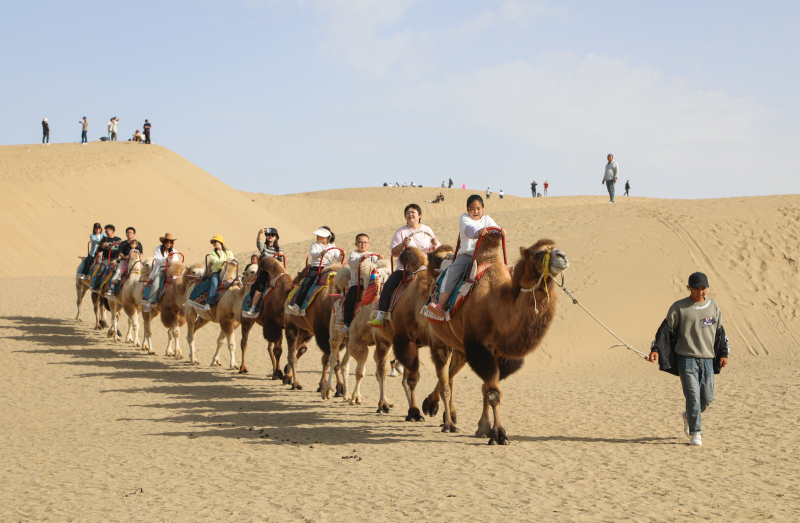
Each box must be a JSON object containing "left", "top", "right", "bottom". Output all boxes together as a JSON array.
[{"left": 0, "top": 143, "right": 798, "bottom": 522}]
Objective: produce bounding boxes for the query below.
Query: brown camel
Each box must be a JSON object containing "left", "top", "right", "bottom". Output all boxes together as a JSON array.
[
  {"left": 185, "top": 261, "right": 256, "bottom": 368},
  {"left": 332, "top": 258, "right": 394, "bottom": 409},
  {"left": 373, "top": 245, "right": 465, "bottom": 425},
  {"left": 103, "top": 250, "right": 147, "bottom": 345},
  {"left": 239, "top": 257, "right": 306, "bottom": 380},
  {"left": 427, "top": 235, "right": 568, "bottom": 445},
  {"left": 141, "top": 261, "right": 204, "bottom": 359},
  {"left": 283, "top": 263, "right": 343, "bottom": 391}
]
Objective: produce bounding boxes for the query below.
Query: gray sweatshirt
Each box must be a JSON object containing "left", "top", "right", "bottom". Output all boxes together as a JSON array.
[{"left": 603, "top": 161, "right": 618, "bottom": 182}]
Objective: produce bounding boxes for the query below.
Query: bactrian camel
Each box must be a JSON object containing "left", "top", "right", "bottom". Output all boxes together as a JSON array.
[
  {"left": 427, "top": 235, "right": 568, "bottom": 445},
  {"left": 329, "top": 257, "right": 393, "bottom": 409},
  {"left": 185, "top": 261, "right": 256, "bottom": 368},
  {"left": 75, "top": 256, "right": 106, "bottom": 330},
  {"left": 104, "top": 250, "right": 148, "bottom": 347}
]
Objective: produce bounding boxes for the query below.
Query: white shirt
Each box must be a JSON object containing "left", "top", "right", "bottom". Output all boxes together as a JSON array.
[
  {"left": 149, "top": 246, "right": 179, "bottom": 280},
  {"left": 348, "top": 250, "right": 379, "bottom": 288},
  {"left": 458, "top": 213, "right": 498, "bottom": 254},
  {"left": 309, "top": 242, "right": 342, "bottom": 268},
  {"left": 390, "top": 224, "right": 437, "bottom": 271},
  {"left": 111, "top": 119, "right": 119, "bottom": 132}
]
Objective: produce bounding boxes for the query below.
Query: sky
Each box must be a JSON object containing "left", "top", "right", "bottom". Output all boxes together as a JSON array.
[{"left": 2, "top": 0, "right": 799, "bottom": 198}]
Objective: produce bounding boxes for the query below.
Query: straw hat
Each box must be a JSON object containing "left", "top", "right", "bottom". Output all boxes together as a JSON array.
[
  {"left": 210, "top": 234, "right": 225, "bottom": 245},
  {"left": 159, "top": 233, "right": 177, "bottom": 243}
]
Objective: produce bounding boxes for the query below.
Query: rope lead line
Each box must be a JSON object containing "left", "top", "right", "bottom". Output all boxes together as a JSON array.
[{"left": 556, "top": 279, "right": 648, "bottom": 360}]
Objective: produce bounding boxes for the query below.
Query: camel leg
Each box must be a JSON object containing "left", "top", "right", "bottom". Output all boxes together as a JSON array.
[
  {"left": 125, "top": 315, "right": 134, "bottom": 343},
  {"left": 393, "top": 333, "right": 424, "bottom": 422},
  {"left": 186, "top": 316, "right": 209, "bottom": 364},
  {"left": 333, "top": 339, "right": 346, "bottom": 398},
  {"left": 339, "top": 346, "right": 352, "bottom": 402},
  {"left": 422, "top": 345, "right": 447, "bottom": 419},
  {"left": 210, "top": 329, "right": 225, "bottom": 367},
  {"left": 284, "top": 325, "right": 309, "bottom": 390},
  {"left": 350, "top": 358, "right": 365, "bottom": 406},
  {"left": 141, "top": 312, "right": 152, "bottom": 353},
  {"left": 374, "top": 337, "right": 392, "bottom": 414},
  {"left": 270, "top": 340, "right": 284, "bottom": 380},
  {"left": 464, "top": 335, "right": 508, "bottom": 444},
  {"left": 318, "top": 352, "right": 330, "bottom": 393},
  {"left": 93, "top": 294, "right": 103, "bottom": 330},
  {"left": 108, "top": 304, "right": 121, "bottom": 342},
  {"left": 437, "top": 347, "right": 457, "bottom": 433},
  {"left": 165, "top": 328, "right": 175, "bottom": 358},
  {"left": 172, "top": 325, "right": 183, "bottom": 360},
  {"left": 221, "top": 320, "right": 239, "bottom": 370},
  {"left": 76, "top": 280, "right": 87, "bottom": 323},
  {"left": 447, "top": 352, "right": 467, "bottom": 426},
  {"left": 322, "top": 346, "right": 338, "bottom": 400},
  {"left": 131, "top": 310, "right": 144, "bottom": 350},
  {"left": 239, "top": 319, "right": 254, "bottom": 374}
]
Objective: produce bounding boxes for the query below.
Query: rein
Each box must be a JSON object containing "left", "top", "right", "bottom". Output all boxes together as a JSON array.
[{"left": 520, "top": 248, "right": 551, "bottom": 314}]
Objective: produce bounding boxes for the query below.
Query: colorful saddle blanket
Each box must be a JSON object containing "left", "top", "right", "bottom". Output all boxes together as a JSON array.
[
  {"left": 333, "top": 270, "right": 380, "bottom": 328},
  {"left": 241, "top": 273, "right": 289, "bottom": 316},
  {"left": 422, "top": 261, "right": 502, "bottom": 324},
  {"left": 188, "top": 275, "right": 236, "bottom": 309},
  {"left": 90, "top": 263, "right": 108, "bottom": 291},
  {"left": 141, "top": 268, "right": 173, "bottom": 305},
  {"left": 285, "top": 272, "right": 335, "bottom": 317}
]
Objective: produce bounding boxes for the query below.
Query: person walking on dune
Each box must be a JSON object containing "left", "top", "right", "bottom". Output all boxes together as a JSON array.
[
  {"left": 602, "top": 154, "right": 618, "bottom": 203},
  {"left": 448, "top": 178, "right": 453, "bottom": 189},
  {"left": 625, "top": 180, "right": 630, "bottom": 196},
  {"left": 79, "top": 117, "right": 88, "bottom": 144},
  {"left": 42, "top": 118, "right": 49, "bottom": 144},
  {"left": 143, "top": 119, "right": 152, "bottom": 144},
  {"left": 648, "top": 272, "right": 730, "bottom": 446}
]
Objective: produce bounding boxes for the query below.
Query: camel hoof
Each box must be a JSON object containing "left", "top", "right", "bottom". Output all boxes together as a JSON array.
[
  {"left": 405, "top": 408, "right": 424, "bottom": 422},
  {"left": 239, "top": 367, "right": 249, "bottom": 374},
  {"left": 321, "top": 386, "right": 333, "bottom": 400},
  {"left": 229, "top": 365, "right": 239, "bottom": 371},
  {"left": 148, "top": 350, "right": 156, "bottom": 355},
  {"left": 291, "top": 384, "right": 303, "bottom": 391},
  {"left": 488, "top": 427, "right": 510, "bottom": 445},
  {"left": 441, "top": 423, "right": 459, "bottom": 433},
  {"left": 282, "top": 376, "right": 291, "bottom": 386},
  {"left": 376, "top": 404, "right": 391, "bottom": 414},
  {"left": 422, "top": 396, "right": 439, "bottom": 417},
  {"left": 335, "top": 384, "right": 345, "bottom": 398},
  {"left": 316, "top": 386, "right": 323, "bottom": 393},
  {"left": 272, "top": 369, "right": 284, "bottom": 380}
]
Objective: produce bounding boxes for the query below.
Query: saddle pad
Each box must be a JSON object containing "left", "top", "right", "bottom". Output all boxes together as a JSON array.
[
  {"left": 189, "top": 277, "right": 212, "bottom": 305},
  {"left": 141, "top": 268, "right": 170, "bottom": 305},
  {"left": 285, "top": 272, "right": 335, "bottom": 316},
  {"left": 422, "top": 262, "right": 496, "bottom": 324}
]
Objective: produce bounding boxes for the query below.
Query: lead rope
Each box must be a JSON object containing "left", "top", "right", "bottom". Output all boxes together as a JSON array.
[{"left": 556, "top": 273, "right": 648, "bottom": 360}]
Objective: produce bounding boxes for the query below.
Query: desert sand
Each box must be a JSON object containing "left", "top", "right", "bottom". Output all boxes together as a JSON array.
[{"left": 1, "top": 142, "right": 798, "bottom": 521}]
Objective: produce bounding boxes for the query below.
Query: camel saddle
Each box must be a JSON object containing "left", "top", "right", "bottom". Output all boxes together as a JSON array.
[
  {"left": 368, "top": 265, "right": 426, "bottom": 323},
  {"left": 241, "top": 273, "right": 288, "bottom": 317},
  {"left": 188, "top": 275, "right": 236, "bottom": 310},
  {"left": 422, "top": 261, "right": 504, "bottom": 324},
  {"left": 285, "top": 271, "right": 336, "bottom": 317},
  {"left": 141, "top": 269, "right": 180, "bottom": 306},
  {"left": 333, "top": 268, "right": 380, "bottom": 329}
]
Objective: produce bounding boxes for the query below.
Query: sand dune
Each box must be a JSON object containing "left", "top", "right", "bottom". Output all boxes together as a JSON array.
[{"left": 1, "top": 143, "right": 799, "bottom": 521}]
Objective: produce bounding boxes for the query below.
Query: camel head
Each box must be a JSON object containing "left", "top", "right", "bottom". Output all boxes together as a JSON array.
[
  {"left": 427, "top": 244, "right": 455, "bottom": 281},
  {"left": 515, "top": 239, "right": 568, "bottom": 290},
  {"left": 185, "top": 263, "right": 205, "bottom": 280},
  {"left": 259, "top": 256, "right": 287, "bottom": 279},
  {"left": 399, "top": 247, "right": 428, "bottom": 274},
  {"left": 240, "top": 261, "right": 259, "bottom": 284},
  {"left": 222, "top": 259, "right": 240, "bottom": 282}
]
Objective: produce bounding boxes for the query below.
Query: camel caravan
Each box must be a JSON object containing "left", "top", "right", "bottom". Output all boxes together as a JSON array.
[{"left": 75, "top": 197, "right": 569, "bottom": 445}]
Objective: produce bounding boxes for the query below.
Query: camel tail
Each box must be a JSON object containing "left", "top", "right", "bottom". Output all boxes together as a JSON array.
[{"left": 262, "top": 319, "right": 283, "bottom": 343}]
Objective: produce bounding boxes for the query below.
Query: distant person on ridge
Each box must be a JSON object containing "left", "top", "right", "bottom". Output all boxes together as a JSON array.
[
  {"left": 543, "top": 181, "right": 549, "bottom": 196},
  {"left": 625, "top": 180, "right": 630, "bottom": 196},
  {"left": 108, "top": 118, "right": 113, "bottom": 141},
  {"left": 143, "top": 119, "right": 152, "bottom": 144},
  {"left": 111, "top": 117, "right": 119, "bottom": 141},
  {"left": 42, "top": 118, "right": 49, "bottom": 144},
  {"left": 648, "top": 272, "right": 730, "bottom": 447},
  {"left": 79, "top": 117, "right": 88, "bottom": 144},
  {"left": 448, "top": 178, "right": 453, "bottom": 189},
  {"left": 499, "top": 189, "right": 504, "bottom": 199},
  {"left": 485, "top": 187, "right": 491, "bottom": 199},
  {"left": 602, "top": 154, "right": 618, "bottom": 203},
  {"left": 531, "top": 180, "right": 537, "bottom": 197}
]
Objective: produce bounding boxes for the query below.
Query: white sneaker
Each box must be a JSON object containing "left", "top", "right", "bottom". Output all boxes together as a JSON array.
[
  {"left": 287, "top": 304, "right": 300, "bottom": 313},
  {"left": 340, "top": 325, "right": 349, "bottom": 334},
  {"left": 389, "top": 368, "right": 398, "bottom": 377},
  {"left": 204, "top": 304, "right": 211, "bottom": 311},
  {"left": 689, "top": 434, "right": 702, "bottom": 446},
  {"left": 682, "top": 411, "right": 690, "bottom": 438}
]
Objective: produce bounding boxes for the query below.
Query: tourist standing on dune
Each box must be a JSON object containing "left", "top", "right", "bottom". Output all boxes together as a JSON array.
[
  {"left": 42, "top": 118, "right": 49, "bottom": 144},
  {"left": 531, "top": 180, "right": 537, "bottom": 197},
  {"left": 625, "top": 180, "right": 630, "bottom": 196},
  {"left": 79, "top": 117, "right": 88, "bottom": 144},
  {"left": 143, "top": 120, "right": 151, "bottom": 144},
  {"left": 110, "top": 117, "right": 119, "bottom": 141},
  {"left": 543, "top": 180, "right": 549, "bottom": 196},
  {"left": 602, "top": 154, "right": 618, "bottom": 203},
  {"left": 648, "top": 272, "right": 730, "bottom": 447}
]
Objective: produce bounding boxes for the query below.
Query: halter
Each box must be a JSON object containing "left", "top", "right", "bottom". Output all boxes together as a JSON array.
[{"left": 520, "top": 247, "right": 552, "bottom": 314}]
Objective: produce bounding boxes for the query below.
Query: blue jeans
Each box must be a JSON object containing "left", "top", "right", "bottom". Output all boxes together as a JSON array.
[
  {"left": 207, "top": 270, "right": 222, "bottom": 306},
  {"left": 677, "top": 355, "right": 714, "bottom": 435},
  {"left": 81, "top": 130, "right": 87, "bottom": 143},
  {"left": 606, "top": 180, "right": 615, "bottom": 202},
  {"left": 43, "top": 132, "right": 49, "bottom": 144}
]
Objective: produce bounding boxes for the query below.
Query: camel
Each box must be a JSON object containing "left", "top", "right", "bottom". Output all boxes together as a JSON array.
[
  {"left": 427, "top": 235, "right": 568, "bottom": 445},
  {"left": 329, "top": 257, "right": 394, "bottom": 409},
  {"left": 372, "top": 245, "right": 466, "bottom": 426},
  {"left": 103, "top": 251, "right": 149, "bottom": 346},
  {"left": 75, "top": 255, "right": 106, "bottom": 330},
  {"left": 239, "top": 257, "right": 306, "bottom": 380},
  {"left": 141, "top": 260, "right": 204, "bottom": 359},
  {"left": 283, "top": 263, "right": 344, "bottom": 391},
  {"left": 185, "top": 260, "right": 257, "bottom": 368}
]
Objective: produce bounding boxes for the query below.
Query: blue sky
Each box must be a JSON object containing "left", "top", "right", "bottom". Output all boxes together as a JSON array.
[{"left": 3, "top": 1, "right": 798, "bottom": 198}]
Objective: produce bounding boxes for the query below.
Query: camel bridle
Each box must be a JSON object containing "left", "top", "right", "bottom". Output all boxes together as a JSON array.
[{"left": 519, "top": 247, "right": 553, "bottom": 314}]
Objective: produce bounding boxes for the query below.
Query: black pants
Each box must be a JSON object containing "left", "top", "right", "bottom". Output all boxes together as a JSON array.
[
  {"left": 43, "top": 131, "right": 49, "bottom": 144},
  {"left": 377, "top": 270, "right": 404, "bottom": 313},
  {"left": 144, "top": 131, "right": 151, "bottom": 144},
  {"left": 292, "top": 266, "right": 319, "bottom": 306},
  {"left": 81, "top": 130, "right": 87, "bottom": 143},
  {"left": 80, "top": 256, "right": 94, "bottom": 275},
  {"left": 343, "top": 285, "right": 359, "bottom": 325},
  {"left": 249, "top": 271, "right": 270, "bottom": 299}
]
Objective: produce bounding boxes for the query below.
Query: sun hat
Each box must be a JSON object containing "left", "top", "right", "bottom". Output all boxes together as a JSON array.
[
  {"left": 265, "top": 227, "right": 279, "bottom": 239},
  {"left": 210, "top": 234, "right": 225, "bottom": 245},
  {"left": 159, "top": 233, "right": 177, "bottom": 243},
  {"left": 312, "top": 227, "right": 331, "bottom": 238},
  {"left": 43, "top": 118, "right": 48, "bottom": 122},
  {"left": 688, "top": 272, "right": 709, "bottom": 288}
]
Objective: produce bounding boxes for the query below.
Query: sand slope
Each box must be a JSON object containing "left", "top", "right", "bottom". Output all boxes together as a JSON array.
[{"left": 1, "top": 143, "right": 799, "bottom": 521}]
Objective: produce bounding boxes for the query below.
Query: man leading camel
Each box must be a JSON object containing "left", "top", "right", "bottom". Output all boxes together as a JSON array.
[
  {"left": 144, "top": 234, "right": 179, "bottom": 312},
  {"left": 648, "top": 272, "right": 730, "bottom": 446}
]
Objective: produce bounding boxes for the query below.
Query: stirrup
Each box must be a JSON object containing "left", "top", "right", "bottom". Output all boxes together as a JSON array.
[{"left": 366, "top": 318, "right": 384, "bottom": 329}]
